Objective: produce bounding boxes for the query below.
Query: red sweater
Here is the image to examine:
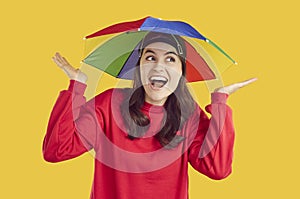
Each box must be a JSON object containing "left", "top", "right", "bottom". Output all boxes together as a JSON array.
[{"left": 43, "top": 80, "right": 235, "bottom": 199}]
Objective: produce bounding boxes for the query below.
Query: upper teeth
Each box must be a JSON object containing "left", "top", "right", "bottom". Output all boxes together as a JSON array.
[{"left": 150, "top": 76, "right": 167, "bottom": 82}]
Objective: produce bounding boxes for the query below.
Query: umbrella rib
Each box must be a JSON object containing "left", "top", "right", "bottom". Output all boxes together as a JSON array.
[{"left": 206, "top": 39, "right": 237, "bottom": 64}]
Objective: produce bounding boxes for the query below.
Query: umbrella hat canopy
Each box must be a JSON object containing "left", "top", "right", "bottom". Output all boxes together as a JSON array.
[{"left": 83, "top": 16, "right": 236, "bottom": 82}]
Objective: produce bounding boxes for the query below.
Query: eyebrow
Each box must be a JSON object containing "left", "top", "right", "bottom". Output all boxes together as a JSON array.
[{"left": 144, "top": 49, "right": 178, "bottom": 56}]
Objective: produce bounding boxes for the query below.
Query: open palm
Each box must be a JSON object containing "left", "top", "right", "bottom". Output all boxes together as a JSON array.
[
  {"left": 52, "top": 52, "right": 88, "bottom": 83},
  {"left": 214, "top": 78, "right": 257, "bottom": 95}
]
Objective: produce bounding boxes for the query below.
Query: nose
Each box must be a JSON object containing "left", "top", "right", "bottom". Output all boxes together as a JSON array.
[{"left": 152, "top": 60, "right": 165, "bottom": 72}]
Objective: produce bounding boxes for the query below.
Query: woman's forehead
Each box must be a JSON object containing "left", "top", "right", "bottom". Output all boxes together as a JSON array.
[{"left": 143, "top": 42, "right": 178, "bottom": 54}]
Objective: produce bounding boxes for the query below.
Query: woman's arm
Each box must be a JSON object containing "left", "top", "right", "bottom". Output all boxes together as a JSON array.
[
  {"left": 188, "top": 78, "right": 257, "bottom": 180},
  {"left": 42, "top": 80, "right": 99, "bottom": 162},
  {"left": 43, "top": 53, "right": 97, "bottom": 162},
  {"left": 188, "top": 93, "right": 234, "bottom": 180}
]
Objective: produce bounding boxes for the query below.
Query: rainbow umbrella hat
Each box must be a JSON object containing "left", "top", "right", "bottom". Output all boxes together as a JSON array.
[{"left": 83, "top": 16, "right": 237, "bottom": 82}]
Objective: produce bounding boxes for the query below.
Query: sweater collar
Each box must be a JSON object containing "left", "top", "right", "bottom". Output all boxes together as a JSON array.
[{"left": 141, "top": 101, "right": 165, "bottom": 113}]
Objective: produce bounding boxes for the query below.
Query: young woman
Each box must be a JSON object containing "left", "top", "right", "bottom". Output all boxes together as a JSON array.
[{"left": 43, "top": 32, "right": 256, "bottom": 199}]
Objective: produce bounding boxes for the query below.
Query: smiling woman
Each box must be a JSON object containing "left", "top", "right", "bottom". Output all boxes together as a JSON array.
[{"left": 43, "top": 29, "right": 256, "bottom": 199}]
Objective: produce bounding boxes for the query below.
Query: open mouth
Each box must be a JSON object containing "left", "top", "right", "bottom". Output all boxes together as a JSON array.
[{"left": 149, "top": 76, "right": 168, "bottom": 88}]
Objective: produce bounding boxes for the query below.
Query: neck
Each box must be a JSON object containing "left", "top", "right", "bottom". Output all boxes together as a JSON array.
[{"left": 144, "top": 96, "right": 166, "bottom": 106}]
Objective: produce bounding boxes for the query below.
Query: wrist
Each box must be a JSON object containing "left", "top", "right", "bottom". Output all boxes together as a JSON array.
[
  {"left": 71, "top": 72, "right": 88, "bottom": 84},
  {"left": 214, "top": 88, "right": 229, "bottom": 94}
]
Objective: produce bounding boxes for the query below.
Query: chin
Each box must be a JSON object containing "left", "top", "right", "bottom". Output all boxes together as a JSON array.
[{"left": 144, "top": 85, "right": 171, "bottom": 105}]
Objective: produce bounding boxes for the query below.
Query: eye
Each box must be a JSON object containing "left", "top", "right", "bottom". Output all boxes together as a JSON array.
[
  {"left": 145, "top": 56, "right": 155, "bottom": 61},
  {"left": 166, "top": 56, "right": 176, "bottom": 62}
]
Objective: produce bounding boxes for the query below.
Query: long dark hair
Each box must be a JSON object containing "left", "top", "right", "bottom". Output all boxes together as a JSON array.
[{"left": 121, "top": 32, "right": 196, "bottom": 149}]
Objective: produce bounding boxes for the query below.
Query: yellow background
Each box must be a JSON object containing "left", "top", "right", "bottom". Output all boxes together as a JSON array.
[{"left": 1, "top": 0, "right": 299, "bottom": 198}]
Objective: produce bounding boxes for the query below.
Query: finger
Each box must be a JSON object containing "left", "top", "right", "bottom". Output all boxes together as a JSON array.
[
  {"left": 53, "top": 53, "right": 63, "bottom": 65},
  {"left": 52, "top": 55, "right": 70, "bottom": 70},
  {"left": 52, "top": 56, "right": 63, "bottom": 68},
  {"left": 54, "top": 52, "right": 72, "bottom": 69},
  {"left": 61, "top": 56, "right": 71, "bottom": 66},
  {"left": 55, "top": 52, "right": 67, "bottom": 64},
  {"left": 54, "top": 52, "right": 62, "bottom": 61},
  {"left": 238, "top": 78, "right": 258, "bottom": 88},
  {"left": 55, "top": 52, "right": 62, "bottom": 59}
]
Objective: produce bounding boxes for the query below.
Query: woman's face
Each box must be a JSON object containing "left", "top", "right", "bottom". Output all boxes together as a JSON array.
[{"left": 140, "top": 42, "right": 183, "bottom": 105}]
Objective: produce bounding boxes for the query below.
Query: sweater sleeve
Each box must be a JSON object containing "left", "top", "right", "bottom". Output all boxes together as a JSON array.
[
  {"left": 42, "top": 80, "right": 99, "bottom": 163},
  {"left": 188, "top": 92, "right": 235, "bottom": 180}
]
